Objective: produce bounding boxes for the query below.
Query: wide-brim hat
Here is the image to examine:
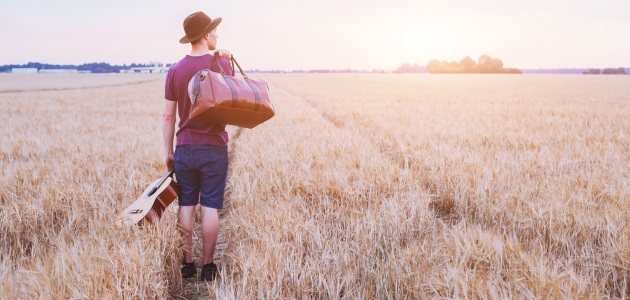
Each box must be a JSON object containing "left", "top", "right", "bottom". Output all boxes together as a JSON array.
[{"left": 179, "top": 11, "right": 222, "bottom": 44}]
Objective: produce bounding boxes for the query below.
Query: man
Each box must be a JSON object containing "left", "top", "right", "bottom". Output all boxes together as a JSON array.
[{"left": 163, "top": 11, "right": 233, "bottom": 282}]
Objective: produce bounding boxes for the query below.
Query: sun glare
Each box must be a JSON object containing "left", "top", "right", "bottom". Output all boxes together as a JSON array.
[{"left": 413, "top": 33, "right": 439, "bottom": 48}]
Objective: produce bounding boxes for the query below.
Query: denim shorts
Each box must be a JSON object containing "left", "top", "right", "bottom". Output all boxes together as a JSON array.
[{"left": 174, "top": 144, "right": 228, "bottom": 209}]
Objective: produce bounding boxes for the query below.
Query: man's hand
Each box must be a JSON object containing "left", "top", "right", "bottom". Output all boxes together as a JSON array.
[
  {"left": 215, "top": 49, "right": 232, "bottom": 59},
  {"left": 165, "top": 153, "right": 174, "bottom": 171}
]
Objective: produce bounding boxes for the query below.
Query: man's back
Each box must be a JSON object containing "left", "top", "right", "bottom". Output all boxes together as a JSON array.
[{"left": 165, "top": 54, "right": 233, "bottom": 147}]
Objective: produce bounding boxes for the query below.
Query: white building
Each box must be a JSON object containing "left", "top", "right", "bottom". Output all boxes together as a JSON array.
[
  {"left": 12, "top": 68, "right": 38, "bottom": 74},
  {"left": 38, "top": 69, "right": 79, "bottom": 74},
  {"left": 126, "top": 61, "right": 170, "bottom": 74}
]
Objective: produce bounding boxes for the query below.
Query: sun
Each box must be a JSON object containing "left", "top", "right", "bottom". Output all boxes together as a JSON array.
[{"left": 413, "top": 34, "right": 439, "bottom": 48}]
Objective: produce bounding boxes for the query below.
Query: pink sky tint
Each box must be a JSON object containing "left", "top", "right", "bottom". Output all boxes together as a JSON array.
[{"left": 0, "top": 0, "right": 629, "bottom": 70}]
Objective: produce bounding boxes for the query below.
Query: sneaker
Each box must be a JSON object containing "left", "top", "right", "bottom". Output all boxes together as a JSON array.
[
  {"left": 200, "top": 262, "right": 218, "bottom": 281},
  {"left": 181, "top": 261, "right": 197, "bottom": 279}
]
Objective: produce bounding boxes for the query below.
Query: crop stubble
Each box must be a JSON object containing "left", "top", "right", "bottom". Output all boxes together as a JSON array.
[{"left": 1, "top": 74, "right": 630, "bottom": 298}]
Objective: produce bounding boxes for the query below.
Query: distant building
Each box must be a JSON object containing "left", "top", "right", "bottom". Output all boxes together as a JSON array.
[
  {"left": 149, "top": 61, "right": 163, "bottom": 67},
  {"left": 38, "top": 69, "right": 79, "bottom": 74},
  {"left": 12, "top": 68, "right": 38, "bottom": 74},
  {"left": 128, "top": 61, "right": 170, "bottom": 74}
]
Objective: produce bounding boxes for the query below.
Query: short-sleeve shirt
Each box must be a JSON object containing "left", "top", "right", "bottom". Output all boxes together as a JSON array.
[{"left": 165, "top": 54, "right": 234, "bottom": 147}]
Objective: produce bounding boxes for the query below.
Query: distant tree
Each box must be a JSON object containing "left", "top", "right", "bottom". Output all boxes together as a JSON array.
[
  {"left": 446, "top": 61, "right": 460, "bottom": 73},
  {"left": 589, "top": 68, "right": 601, "bottom": 74},
  {"left": 491, "top": 58, "right": 504, "bottom": 72},
  {"left": 473, "top": 55, "right": 494, "bottom": 73},
  {"left": 426, "top": 59, "right": 441, "bottom": 73},
  {"left": 438, "top": 61, "right": 449, "bottom": 73},
  {"left": 471, "top": 63, "right": 492, "bottom": 74},
  {"left": 504, "top": 68, "right": 522, "bottom": 74},
  {"left": 395, "top": 63, "right": 427, "bottom": 73},
  {"left": 0, "top": 61, "right": 161, "bottom": 73},
  {"left": 478, "top": 55, "right": 494, "bottom": 67},
  {"left": 602, "top": 67, "right": 626, "bottom": 74},
  {"left": 460, "top": 56, "right": 475, "bottom": 73},
  {"left": 426, "top": 55, "right": 520, "bottom": 74}
]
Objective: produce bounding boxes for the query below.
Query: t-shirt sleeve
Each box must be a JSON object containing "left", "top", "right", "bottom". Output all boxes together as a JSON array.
[{"left": 164, "top": 67, "right": 176, "bottom": 101}]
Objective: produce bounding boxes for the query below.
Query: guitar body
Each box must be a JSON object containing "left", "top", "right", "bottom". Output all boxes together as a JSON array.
[{"left": 116, "top": 171, "right": 180, "bottom": 228}]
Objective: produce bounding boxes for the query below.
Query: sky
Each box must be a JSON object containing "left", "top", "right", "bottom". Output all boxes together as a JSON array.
[{"left": 1, "top": 0, "right": 629, "bottom": 70}]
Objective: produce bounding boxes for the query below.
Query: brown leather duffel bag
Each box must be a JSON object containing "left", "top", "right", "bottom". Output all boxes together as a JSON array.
[{"left": 188, "top": 54, "right": 275, "bottom": 129}]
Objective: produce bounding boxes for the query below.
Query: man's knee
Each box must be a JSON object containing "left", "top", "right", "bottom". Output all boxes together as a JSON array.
[
  {"left": 178, "top": 205, "right": 196, "bottom": 222},
  {"left": 201, "top": 206, "right": 219, "bottom": 222}
]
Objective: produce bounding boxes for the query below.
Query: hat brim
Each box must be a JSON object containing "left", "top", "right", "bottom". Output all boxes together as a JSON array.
[{"left": 179, "top": 17, "right": 222, "bottom": 44}]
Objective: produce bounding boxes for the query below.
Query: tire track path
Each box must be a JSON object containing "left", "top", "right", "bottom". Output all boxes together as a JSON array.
[
  {"left": 180, "top": 126, "right": 243, "bottom": 299},
  {"left": 266, "top": 80, "right": 543, "bottom": 278},
  {"left": 266, "top": 82, "right": 484, "bottom": 225}
]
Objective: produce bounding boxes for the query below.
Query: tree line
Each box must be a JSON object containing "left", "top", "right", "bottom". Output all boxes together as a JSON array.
[
  {"left": 427, "top": 55, "right": 521, "bottom": 74},
  {"left": 0, "top": 62, "right": 153, "bottom": 73},
  {"left": 583, "top": 68, "right": 627, "bottom": 75}
]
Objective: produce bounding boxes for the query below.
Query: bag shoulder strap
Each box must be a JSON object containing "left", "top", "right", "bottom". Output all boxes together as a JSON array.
[
  {"left": 209, "top": 52, "right": 261, "bottom": 110},
  {"left": 210, "top": 52, "right": 249, "bottom": 78},
  {"left": 209, "top": 53, "right": 234, "bottom": 76}
]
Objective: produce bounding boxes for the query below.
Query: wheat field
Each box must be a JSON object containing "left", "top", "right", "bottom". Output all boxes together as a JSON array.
[
  {"left": 1, "top": 73, "right": 630, "bottom": 299},
  {"left": 0, "top": 73, "right": 164, "bottom": 93}
]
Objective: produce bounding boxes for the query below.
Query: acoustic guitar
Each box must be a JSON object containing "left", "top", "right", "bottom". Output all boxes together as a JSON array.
[{"left": 116, "top": 169, "right": 179, "bottom": 228}]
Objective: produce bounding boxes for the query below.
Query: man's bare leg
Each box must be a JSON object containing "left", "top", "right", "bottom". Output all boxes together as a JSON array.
[
  {"left": 178, "top": 206, "right": 196, "bottom": 263},
  {"left": 201, "top": 207, "right": 219, "bottom": 264}
]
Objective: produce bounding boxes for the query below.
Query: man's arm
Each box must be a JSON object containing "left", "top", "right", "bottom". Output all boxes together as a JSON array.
[{"left": 163, "top": 100, "right": 177, "bottom": 170}]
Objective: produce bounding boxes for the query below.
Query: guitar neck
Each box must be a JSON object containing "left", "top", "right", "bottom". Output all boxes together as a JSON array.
[{"left": 148, "top": 169, "right": 174, "bottom": 196}]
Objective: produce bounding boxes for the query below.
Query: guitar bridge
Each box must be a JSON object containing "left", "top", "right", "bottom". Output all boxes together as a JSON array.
[{"left": 128, "top": 209, "right": 143, "bottom": 214}]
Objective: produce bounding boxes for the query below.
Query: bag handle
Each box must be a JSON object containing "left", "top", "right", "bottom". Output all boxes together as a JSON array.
[
  {"left": 210, "top": 52, "right": 262, "bottom": 111},
  {"left": 210, "top": 52, "right": 249, "bottom": 78}
]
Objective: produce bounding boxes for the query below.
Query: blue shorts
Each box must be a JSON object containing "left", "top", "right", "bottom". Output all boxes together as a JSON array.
[{"left": 174, "top": 144, "right": 228, "bottom": 209}]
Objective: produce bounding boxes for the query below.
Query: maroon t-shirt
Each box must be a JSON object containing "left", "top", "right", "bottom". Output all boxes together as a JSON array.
[{"left": 165, "top": 54, "right": 233, "bottom": 146}]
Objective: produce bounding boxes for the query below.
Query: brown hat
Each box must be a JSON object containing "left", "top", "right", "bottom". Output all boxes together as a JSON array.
[{"left": 179, "top": 11, "right": 222, "bottom": 44}]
